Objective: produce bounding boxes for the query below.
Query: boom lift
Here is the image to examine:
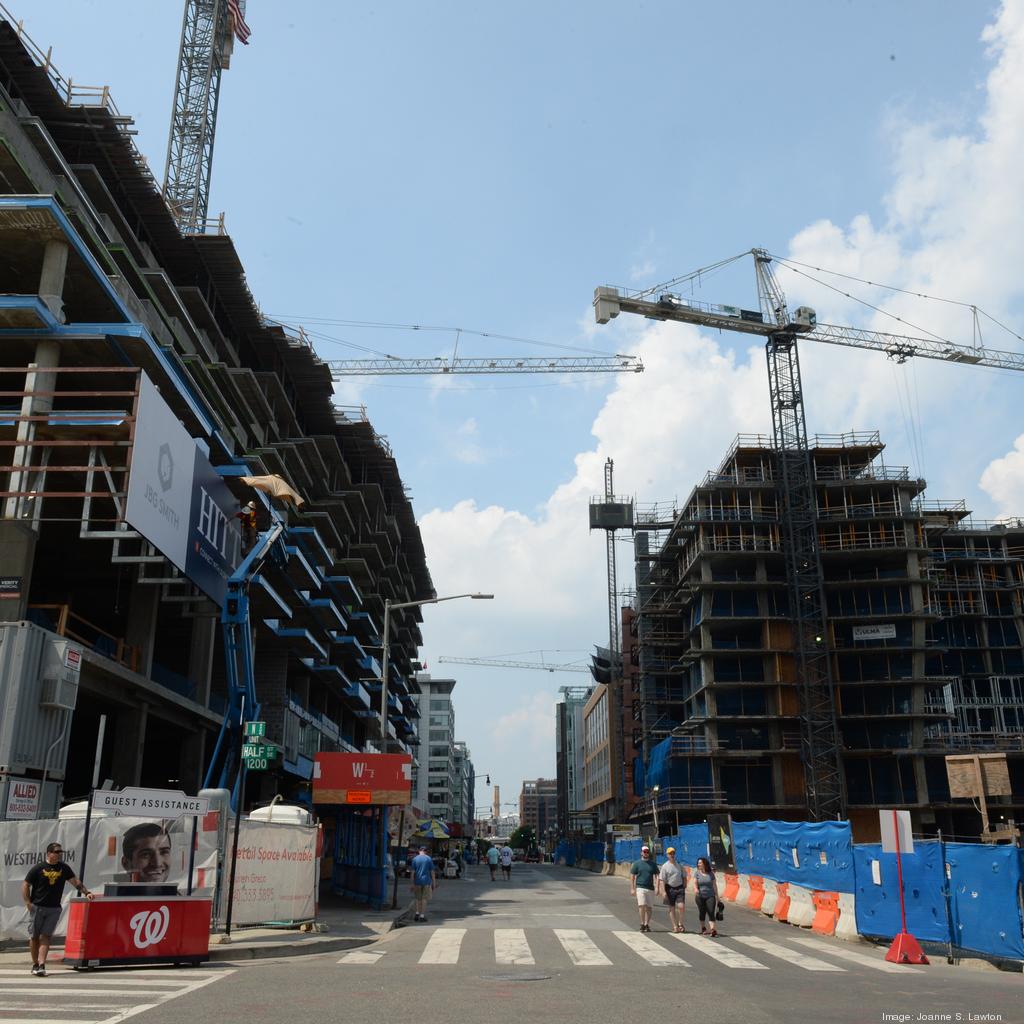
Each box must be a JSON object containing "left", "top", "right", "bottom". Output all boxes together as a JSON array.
[{"left": 594, "top": 248, "right": 1024, "bottom": 821}]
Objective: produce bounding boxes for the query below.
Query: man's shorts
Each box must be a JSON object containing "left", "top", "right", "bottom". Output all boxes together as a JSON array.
[
  {"left": 29, "top": 905, "right": 60, "bottom": 938},
  {"left": 412, "top": 884, "right": 432, "bottom": 901},
  {"left": 664, "top": 884, "right": 685, "bottom": 907},
  {"left": 635, "top": 888, "right": 655, "bottom": 907}
]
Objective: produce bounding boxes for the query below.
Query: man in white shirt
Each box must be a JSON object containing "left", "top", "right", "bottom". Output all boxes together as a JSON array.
[
  {"left": 657, "top": 846, "right": 687, "bottom": 933},
  {"left": 499, "top": 844, "right": 513, "bottom": 880}
]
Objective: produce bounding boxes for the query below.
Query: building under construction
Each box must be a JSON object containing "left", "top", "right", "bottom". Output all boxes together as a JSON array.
[
  {"left": 632, "top": 432, "right": 1024, "bottom": 840},
  {"left": 0, "top": 15, "right": 432, "bottom": 815}
]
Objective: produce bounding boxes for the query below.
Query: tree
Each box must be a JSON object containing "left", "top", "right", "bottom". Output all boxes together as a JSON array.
[{"left": 510, "top": 826, "right": 536, "bottom": 850}]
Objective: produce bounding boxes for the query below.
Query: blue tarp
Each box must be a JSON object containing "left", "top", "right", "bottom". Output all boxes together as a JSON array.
[
  {"left": 732, "top": 820, "right": 855, "bottom": 892},
  {"left": 947, "top": 843, "right": 1024, "bottom": 960},
  {"left": 854, "top": 840, "right": 949, "bottom": 943},
  {"left": 615, "top": 823, "right": 710, "bottom": 867}
]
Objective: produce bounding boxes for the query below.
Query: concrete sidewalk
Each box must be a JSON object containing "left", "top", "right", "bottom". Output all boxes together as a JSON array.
[{"left": 0, "top": 891, "right": 414, "bottom": 966}]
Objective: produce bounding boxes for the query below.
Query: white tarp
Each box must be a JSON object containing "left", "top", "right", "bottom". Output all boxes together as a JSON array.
[
  {"left": 223, "top": 818, "right": 317, "bottom": 926},
  {"left": 0, "top": 814, "right": 218, "bottom": 941}
]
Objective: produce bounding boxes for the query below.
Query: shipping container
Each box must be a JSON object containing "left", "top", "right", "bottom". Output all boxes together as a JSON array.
[{"left": 0, "top": 622, "right": 82, "bottom": 778}]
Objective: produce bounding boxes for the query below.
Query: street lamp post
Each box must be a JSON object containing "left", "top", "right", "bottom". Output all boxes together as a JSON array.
[
  {"left": 651, "top": 784, "right": 660, "bottom": 845},
  {"left": 379, "top": 592, "right": 493, "bottom": 750}
]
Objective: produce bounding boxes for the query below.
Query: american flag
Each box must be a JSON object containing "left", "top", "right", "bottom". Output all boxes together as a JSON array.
[{"left": 227, "top": 0, "right": 251, "bottom": 45}]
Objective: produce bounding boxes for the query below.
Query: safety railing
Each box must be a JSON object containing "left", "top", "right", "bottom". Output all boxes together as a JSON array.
[{"left": 27, "top": 602, "right": 139, "bottom": 671}]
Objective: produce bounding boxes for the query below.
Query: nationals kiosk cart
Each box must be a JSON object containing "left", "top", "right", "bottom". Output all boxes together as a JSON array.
[{"left": 62, "top": 787, "right": 214, "bottom": 968}]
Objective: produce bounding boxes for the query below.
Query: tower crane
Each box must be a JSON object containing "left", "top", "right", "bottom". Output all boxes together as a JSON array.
[
  {"left": 438, "top": 656, "right": 590, "bottom": 673},
  {"left": 164, "top": 0, "right": 251, "bottom": 232},
  {"left": 594, "top": 248, "right": 1024, "bottom": 822}
]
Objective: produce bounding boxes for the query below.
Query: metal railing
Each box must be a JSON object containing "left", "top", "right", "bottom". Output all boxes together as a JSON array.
[{"left": 28, "top": 603, "right": 139, "bottom": 672}]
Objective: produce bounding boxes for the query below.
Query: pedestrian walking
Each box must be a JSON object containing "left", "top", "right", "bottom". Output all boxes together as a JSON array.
[
  {"left": 629, "top": 844, "right": 658, "bottom": 932},
  {"left": 499, "top": 843, "right": 513, "bottom": 880},
  {"left": 657, "top": 846, "right": 686, "bottom": 933},
  {"left": 21, "top": 842, "right": 93, "bottom": 976},
  {"left": 486, "top": 843, "right": 500, "bottom": 881},
  {"left": 410, "top": 844, "right": 436, "bottom": 922},
  {"left": 693, "top": 856, "right": 719, "bottom": 937}
]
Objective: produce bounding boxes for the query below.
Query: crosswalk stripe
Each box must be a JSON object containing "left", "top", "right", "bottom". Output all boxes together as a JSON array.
[
  {"left": 0, "top": 1018, "right": 105, "bottom": 1023},
  {"left": 612, "top": 931, "right": 690, "bottom": 966},
  {"left": 494, "top": 929, "right": 534, "bottom": 965},
  {"left": 785, "top": 936, "right": 906, "bottom": 973},
  {"left": 553, "top": 929, "right": 612, "bottom": 966},
  {"left": 418, "top": 927, "right": 466, "bottom": 964},
  {"left": 339, "top": 949, "right": 386, "bottom": 965},
  {"left": 733, "top": 935, "right": 845, "bottom": 971},
  {"left": 0, "top": 986, "right": 173, "bottom": 996},
  {"left": 670, "top": 933, "right": 768, "bottom": 969},
  {"left": 0, "top": 977, "right": 193, "bottom": 987}
]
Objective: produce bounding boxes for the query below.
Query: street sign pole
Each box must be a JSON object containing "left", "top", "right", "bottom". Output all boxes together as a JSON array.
[
  {"left": 224, "top": 698, "right": 248, "bottom": 940},
  {"left": 883, "top": 808, "right": 929, "bottom": 965},
  {"left": 186, "top": 813, "right": 199, "bottom": 895}
]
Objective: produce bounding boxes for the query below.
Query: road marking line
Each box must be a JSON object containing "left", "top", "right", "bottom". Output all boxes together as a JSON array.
[
  {"left": 612, "top": 931, "right": 691, "bottom": 966},
  {"left": 785, "top": 936, "right": 906, "bottom": 973},
  {"left": 553, "top": 929, "right": 612, "bottom": 966},
  {"left": 671, "top": 933, "right": 769, "bottom": 969},
  {"left": 0, "top": 1018, "right": 107, "bottom": 1023},
  {"left": 418, "top": 928, "right": 466, "bottom": 964},
  {"left": 0, "top": 988, "right": 173, "bottom": 996},
  {"left": 0, "top": 977, "right": 194, "bottom": 987},
  {"left": 94, "top": 971, "right": 234, "bottom": 1024},
  {"left": 733, "top": 935, "right": 845, "bottom": 971},
  {"left": 338, "top": 950, "right": 386, "bottom": 965},
  {"left": 494, "top": 929, "right": 534, "bottom": 965}
]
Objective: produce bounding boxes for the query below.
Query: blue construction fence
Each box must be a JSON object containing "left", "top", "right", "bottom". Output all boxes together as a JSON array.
[{"left": 563, "top": 819, "right": 1024, "bottom": 962}]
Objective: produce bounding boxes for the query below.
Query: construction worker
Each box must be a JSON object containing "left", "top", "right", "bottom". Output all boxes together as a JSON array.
[{"left": 237, "top": 500, "right": 257, "bottom": 552}]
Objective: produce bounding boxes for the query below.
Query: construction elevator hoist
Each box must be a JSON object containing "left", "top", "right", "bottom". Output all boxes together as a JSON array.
[{"left": 594, "top": 248, "right": 1024, "bottom": 821}]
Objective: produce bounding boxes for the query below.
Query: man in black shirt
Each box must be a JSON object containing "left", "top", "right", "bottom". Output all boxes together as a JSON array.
[{"left": 21, "top": 842, "right": 93, "bottom": 977}]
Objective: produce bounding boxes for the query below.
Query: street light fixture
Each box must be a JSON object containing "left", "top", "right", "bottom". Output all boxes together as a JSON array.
[
  {"left": 651, "top": 784, "right": 660, "bottom": 842},
  {"left": 380, "top": 592, "right": 494, "bottom": 749}
]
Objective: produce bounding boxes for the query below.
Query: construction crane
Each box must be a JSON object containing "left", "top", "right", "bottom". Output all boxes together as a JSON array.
[
  {"left": 594, "top": 248, "right": 1024, "bottom": 822},
  {"left": 438, "top": 656, "right": 590, "bottom": 674},
  {"left": 163, "top": 0, "right": 250, "bottom": 232},
  {"left": 326, "top": 354, "right": 643, "bottom": 376}
]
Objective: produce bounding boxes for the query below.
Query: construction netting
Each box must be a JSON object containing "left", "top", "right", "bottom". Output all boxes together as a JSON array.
[{"left": 731, "top": 819, "right": 854, "bottom": 893}]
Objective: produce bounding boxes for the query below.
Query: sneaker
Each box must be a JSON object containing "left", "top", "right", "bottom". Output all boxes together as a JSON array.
[
  {"left": 30, "top": 963, "right": 39, "bottom": 975},
  {"left": 35, "top": 964, "right": 46, "bottom": 977}
]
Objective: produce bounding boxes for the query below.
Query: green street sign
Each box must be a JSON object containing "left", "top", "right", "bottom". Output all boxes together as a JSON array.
[
  {"left": 244, "top": 755, "right": 271, "bottom": 771},
  {"left": 244, "top": 721, "right": 266, "bottom": 738},
  {"left": 242, "top": 742, "right": 278, "bottom": 760}
]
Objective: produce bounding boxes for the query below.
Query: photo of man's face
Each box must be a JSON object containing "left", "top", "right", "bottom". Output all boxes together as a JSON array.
[{"left": 121, "top": 824, "right": 172, "bottom": 883}]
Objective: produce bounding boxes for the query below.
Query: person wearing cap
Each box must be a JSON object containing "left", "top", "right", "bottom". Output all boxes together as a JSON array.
[
  {"left": 629, "top": 844, "right": 658, "bottom": 932},
  {"left": 657, "top": 846, "right": 686, "bottom": 933}
]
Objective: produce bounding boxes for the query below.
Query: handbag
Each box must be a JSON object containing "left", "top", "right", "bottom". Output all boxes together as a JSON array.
[{"left": 715, "top": 899, "right": 725, "bottom": 922}]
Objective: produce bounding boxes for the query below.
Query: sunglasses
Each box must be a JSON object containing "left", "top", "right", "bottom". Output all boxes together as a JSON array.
[{"left": 50, "top": 849, "right": 63, "bottom": 854}]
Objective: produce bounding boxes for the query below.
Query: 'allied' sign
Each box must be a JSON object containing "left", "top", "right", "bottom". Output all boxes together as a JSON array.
[{"left": 312, "top": 753, "right": 413, "bottom": 805}]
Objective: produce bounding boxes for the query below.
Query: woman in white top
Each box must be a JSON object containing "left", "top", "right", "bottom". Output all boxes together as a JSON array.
[{"left": 657, "top": 846, "right": 686, "bottom": 933}]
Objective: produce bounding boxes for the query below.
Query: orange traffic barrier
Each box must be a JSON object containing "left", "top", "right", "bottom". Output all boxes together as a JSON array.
[
  {"left": 747, "top": 875, "right": 766, "bottom": 911},
  {"left": 811, "top": 891, "right": 841, "bottom": 935},
  {"left": 722, "top": 872, "right": 740, "bottom": 902},
  {"left": 774, "top": 882, "right": 791, "bottom": 922}
]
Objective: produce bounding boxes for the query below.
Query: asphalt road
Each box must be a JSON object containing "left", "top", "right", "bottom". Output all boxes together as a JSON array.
[{"left": 4, "top": 865, "right": 1020, "bottom": 1024}]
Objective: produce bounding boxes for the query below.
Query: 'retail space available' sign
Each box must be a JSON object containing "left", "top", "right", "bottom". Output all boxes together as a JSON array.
[
  {"left": 312, "top": 753, "right": 413, "bottom": 805},
  {"left": 125, "top": 373, "right": 241, "bottom": 606}
]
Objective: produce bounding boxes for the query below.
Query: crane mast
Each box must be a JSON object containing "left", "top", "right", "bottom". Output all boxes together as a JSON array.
[{"left": 163, "top": 0, "right": 248, "bottom": 232}]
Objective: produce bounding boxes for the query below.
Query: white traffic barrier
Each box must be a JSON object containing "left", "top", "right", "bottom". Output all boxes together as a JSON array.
[
  {"left": 735, "top": 873, "right": 751, "bottom": 906},
  {"left": 786, "top": 883, "right": 816, "bottom": 927},
  {"left": 834, "top": 892, "right": 858, "bottom": 941},
  {"left": 760, "top": 883, "right": 778, "bottom": 917}
]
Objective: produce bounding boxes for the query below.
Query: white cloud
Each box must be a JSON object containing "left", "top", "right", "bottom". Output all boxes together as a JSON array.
[{"left": 980, "top": 434, "right": 1024, "bottom": 517}]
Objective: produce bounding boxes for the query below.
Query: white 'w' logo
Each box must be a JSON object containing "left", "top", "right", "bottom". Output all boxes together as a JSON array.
[
  {"left": 129, "top": 905, "right": 170, "bottom": 949},
  {"left": 351, "top": 763, "right": 366, "bottom": 777}
]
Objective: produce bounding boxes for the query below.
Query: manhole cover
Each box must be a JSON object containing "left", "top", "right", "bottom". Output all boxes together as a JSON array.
[{"left": 480, "top": 972, "right": 552, "bottom": 982}]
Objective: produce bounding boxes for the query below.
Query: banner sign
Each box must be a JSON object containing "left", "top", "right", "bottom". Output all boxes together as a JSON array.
[
  {"left": 707, "top": 812, "right": 736, "bottom": 872},
  {"left": 93, "top": 788, "right": 210, "bottom": 817},
  {"left": 223, "top": 819, "right": 317, "bottom": 926},
  {"left": 852, "top": 624, "right": 897, "bottom": 641},
  {"left": 0, "top": 814, "right": 219, "bottom": 941},
  {"left": 125, "top": 373, "right": 242, "bottom": 607},
  {"left": 312, "top": 753, "right": 413, "bottom": 805}
]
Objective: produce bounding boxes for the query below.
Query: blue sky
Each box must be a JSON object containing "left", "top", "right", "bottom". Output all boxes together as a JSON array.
[{"left": 19, "top": 1, "right": 1024, "bottom": 814}]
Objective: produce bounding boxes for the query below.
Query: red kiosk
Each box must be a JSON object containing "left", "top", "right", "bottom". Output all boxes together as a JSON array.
[{"left": 62, "top": 787, "right": 214, "bottom": 969}]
